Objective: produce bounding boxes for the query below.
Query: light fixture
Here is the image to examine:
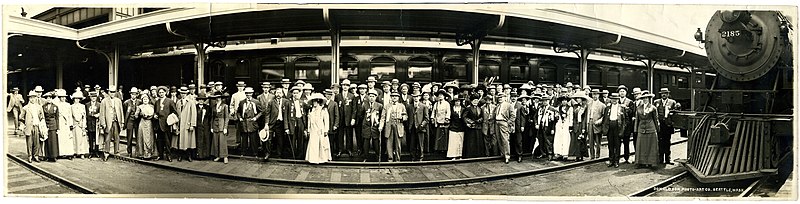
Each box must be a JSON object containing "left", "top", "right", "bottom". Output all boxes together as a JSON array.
[{"left": 694, "top": 28, "right": 705, "bottom": 43}]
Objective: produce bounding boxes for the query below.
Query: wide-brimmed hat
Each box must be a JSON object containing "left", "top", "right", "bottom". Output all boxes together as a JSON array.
[
  {"left": 261, "top": 82, "right": 271, "bottom": 87},
  {"left": 34, "top": 86, "right": 44, "bottom": 92},
  {"left": 632, "top": 87, "right": 642, "bottom": 95},
  {"left": 281, "top": 78, "right": 291, "bottom": 84},
  {"left": 517, "top": 93, "right": 530, "bottom": 100},
  {"left": 157, "top": 86, "right": 169, "bottom": 93},
  {"left": 573, "top": 85, "right": 582, "bottom": 89},
  {"left": 244, "top": 87, "right": 255, "bottom": 93},
  {"left": 434, "top": 89, "right": 450, "bottom": 98},
  {"left": 367, "top": 76, "right": 377, "bottom": 82},
  {"left": 531, "top": 93, "right": 542, "bottom": 100},
  {"left": 27, "top": 90, "right": 38, "bottom": 97},
  {"left": 341, "top": 79, "right": 351, "bottom": 86},
  {"left": 308, "top": 93, "right": 327, "bottom": 103},
  {"left": 591, "top": 89, "right": 600, "bottom": 94},
  {"left": 637, "top": 92, "right": 655, "bottom": 100},
  {"left": 659, "top": 88, "right": 670, "bottom": 93},
  {"left": 421, "top": 83, "right": 432, "bottom": 93},
  {"left": 503, "top": 84, "right": 512, "bottom": 90},
  {"left": 520, "top": 84, "right": 532, "bottom": 90},
  {"left": 236, "top": 81, "right": 246, "bottom": 87},
  {"left": 130, "top": 87, "right": 139, "bottom": 93},
  {"left": 302, "top": 83, "right": 314, "bottom": 90},
  {"left": 108, "top": 86, "right": 118, "bottom": 92},
  {"left": 444, "top": 81, "right": 459, "bottom": 89},
  {"left": 609, "top": 93, "right": 621, "bottom": 99},
  {"left": 54, "top": 89, "right": 67, "bottom": 97},
  {"left": 431, "top": 82, "right": 442, "bottom": 87},
  {"left": 400, "top": 83, "right": 409, "bottom": 89},
  {"left": 571, "top": 91, "right": 590, "bottom": 100},
  {"left": 412, "top": 82, "right": 421, "bottom": 88},
  {"left": 196, "top": 92, "right": 208, "bottom": 99},
  {"left": 368, "top": 89, "right": 379, "bottom": 96},
  {"left": 71, "top": 91, "right": 84, "bottom": 99},
  {"left": 178, "top": 86, "right": 189, "bottom": 93}
]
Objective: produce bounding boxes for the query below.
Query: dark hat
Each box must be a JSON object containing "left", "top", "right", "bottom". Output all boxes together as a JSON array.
[
  {"left": 331, "top": 84, "right": 340, "bottom": 89},
  {"left": 475, "top": 84, "right": 487, "bottom": 92},
  {"left": 196, "top": 92, "right": 208, "bottom": 99},
  {"left": 188, "top": 84, "right": 196, "bottom": 89},
  {"left": 434, "top": 89, "right": 450, "bottom": 98},
  {"left": 170, "top": 86, "right": 177, "bottom": 92},
  {"left": 431, "top": 82, "right": 442, "bottom": 87},
  {"left": 390, "top": 92, "right": 400, "bottom": 97}
]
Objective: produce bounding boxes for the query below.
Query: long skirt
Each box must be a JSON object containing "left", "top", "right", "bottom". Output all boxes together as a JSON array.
[
  {"left": 446, "top": 131, "right": 464, "bottom": 158},
  {"left": 196, "top": 127, "right": 211, "bottom": 159},
  {"left": 306, "top": 131, "right": 332, "bottom": 164},
  {"left": 136, "top": 119, "right": 158, "bottom": 158},
  {"left": 553, "top": 122, "right": 571, "bottom": 156},
  {"left": 462, "top": 129, "right": 485, "bottom": 158},
  {"left": 211, "top": 132, "right": 228, "bottom": 157},
  {"left": 44, "top": 130, "right": 59, "bottom": 159},
  {"left": 72, "top": 127, "right": 90, "bottom": 155},
  {"left": 568, "top": 131, "right": 583, "bottom": 157},
  {"left": 57, "top": 127, "right": 75, "bottom": 156},
  {"left": 635, "top": 132, "right": 660, "bottom": 165},
  {"left": 434, "top": 126, "right": 449, "bottom": 151}
]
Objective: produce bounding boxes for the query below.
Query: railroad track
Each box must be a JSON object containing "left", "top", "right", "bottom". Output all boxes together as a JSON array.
[
  {"left": 110, "top": 137, "right": 688, "bottom": 190},
  {"left": 5, "top": 154, "right": 97, "bottom": 194},
  {"left": 628, "top": 171, "right": 763, "bottom": 197}
]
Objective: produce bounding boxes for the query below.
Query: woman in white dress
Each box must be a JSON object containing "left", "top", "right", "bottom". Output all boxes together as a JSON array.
[
  {"left": 56, "top": 89, "right": 76, "bottom": 159},
  {"left": 552, "top": 96, "right": 573, "bottom": 160},
  {"left": 305, "top": 93, "right": 331, "bottom": 164},
  {"left": 71, "top": 91, "right": 90, "bottom": 158},
  {"left": 135, "top": 95, "right": 158, "bottom": 159}
]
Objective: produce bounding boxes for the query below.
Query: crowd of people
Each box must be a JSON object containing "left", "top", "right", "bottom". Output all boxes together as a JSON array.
[{"left": 7, "top": 75, "right": 681, "bottom": 168}]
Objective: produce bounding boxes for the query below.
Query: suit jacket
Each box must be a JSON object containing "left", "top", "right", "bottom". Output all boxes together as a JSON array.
[
  {"left": 86, "top": 101, "right": 100, "bottom": 132},
  {"left": 7, "top": 93, "right": 24, "bottom": 114},
  {"left": 284, "top": 98, "right": 307, "bottom": 136},
  {"left": 536, "top": 105, "right": 557, "bottom": 135},
  {"left": 588, "top": 100, "right": 606, "bottom": 134},
  {"left": 495, "top": 101, "right": 515, "bottom": 130},
  {"left": 257, "top": 93, "right": 274, "bottom": 129},
  {"left": 20, "top": 103, "right": 44, "bottom": 136},
  {"left": 266, "top": 97, "right": 288, "bottom": 129},
  {"left": 99, "top": 97, "right": 124, "bottom": 133},
  {"left": 514, "top": 102, "right": 529, "bottom": 133},
  {"left": 327, "top": 98, "right": 340, "bottom": 134},
  {"left": 237, "top": 98, "right": 262, "bottom": 133},
  {"left": 155, "top": 97, "right": 179, "bottom": 132},
  {"left": 123, "top": 98, "right": 140, "bottom": 126},
  {"left": 481, "top": 103, "right": 496, "bottom": 135},
  {"left": 413, "top": 101, "right": 430, "bottom": 131},
  {"left": 211, "top": 103, "right": 229, "bottom": 133},
  {"left": 601, "top": 103, "right": 627, "bottom": 135},
  {"left": 384, "top": 102, "right": 407, "bottom": 138},
  {"left": 360, "top": 100, "right": 383, "bottom": 138},
  {"left": 341, "top": 92, "right": 358, "bottom": 127},
  {"left": 43, "top": 102, "right": 59, "bottom": 130},
  {"left": 653, "top": 98, "right": 680, "bottom": 126},
  {"left": 464, "top": 105, "right": 483, "bottom": 130}
]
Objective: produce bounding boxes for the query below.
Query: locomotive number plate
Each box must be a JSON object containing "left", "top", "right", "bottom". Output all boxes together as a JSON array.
[{"left": 720, "top": 30, "right": 741, "bottom": 38}]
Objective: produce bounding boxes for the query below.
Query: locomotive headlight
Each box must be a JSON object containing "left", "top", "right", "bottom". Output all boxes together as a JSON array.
[{"left": 694, "top": 28, "right": 705, "bottom": 43}]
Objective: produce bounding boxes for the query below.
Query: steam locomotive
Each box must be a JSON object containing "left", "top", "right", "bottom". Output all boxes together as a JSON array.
[{"left": 675, "top": 10, "right": 794, "bottom": 183}]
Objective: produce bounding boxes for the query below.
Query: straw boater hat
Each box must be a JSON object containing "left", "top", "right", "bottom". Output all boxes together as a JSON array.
[
  {"left": 609, "top": 93, "right": 621, "bottom": 99},
  {"left": 291, "top": 85, "right": 304, "bottom": 92},
  {"left": 35, "top": 86, "right": 44, "bottom": 92},
  {"left": 188, "top": 84, "right": 196, "bottom": 89},
  {"left": 308, "top": 93, "right": 327, "bottom": 104},
  {"left": 659, "top": 88, "right": 670, "bottom": 93},
  {"left": 444, "top": 81, "right": 459, "bottom": 89},
  {"left": 367, "top": 76, "right": 377, "bottom": 82},
  {"left": 236, "top": 81, "right": 246, "bottom": 87},
  {"left": 591, "top": 89, "right": 600, "bottom": 94},
  {"left": 391, "top": 79, "right": 399, "bottom": 84},
  {"left": 281, "top": 78, "right": 292, "bottom": 84},
  {"left": 602, "top": 90, "right": 610, "bottom": 95},
  {"left": 56, "top": 89, "right": 68, "bottom": 97},
  {"left": 324, "top": 89, "right": 333, "bottom": 95},
  {"left": 108, "top": 85, "right": 118, "bottom": 93},
  {"left": 295, "top": 80, "right": 306, "bottom": 86},
  {"left": 368, "top": 89, "right": 379, "bottom": 96},
  {"left": 302, "top": 83, "right": 314, "bottom": 91},
  {"left": 390, "top": 92, "right": 400, "bottom": 97},
  {"left": 431, "top": 82, "right": 442, "bottom": 87},
  {"left": 571, "top": 91, "right": 590, "bottom": 100},
  {"left": 632, "top": 87, "right": 642, "bottom": 95},
  {"left": 520, "top": 84, "right": 532, "bottom": 90},
  {"left": 130, "top": 87, "right": 139, "bottom": 93},
  {"left": 28, "top": 90, "right": 38, "bottom": 97},
  {"left": 341, "top": 79, "right": 351, "bottom": 86},
  {"left": 214, "top": 81, "right": 223, "bottom": 86},
  {"left": 349, "top": 84, "right": 358, "bottom": 90},
  {"left": 412, "top": 82, "right": 421, "bottom": 88},
  {"left": 207, "top": 81, "right": 215, "bottom": 87},
  {"left": 617, "top": 85, "right": 628, "bottom": 91},
  {"left": 178, "top": 86, "right": 189, "bottom": 93},
  {"left": 382, "top": 81, "right": 391, "bottom": 87},
  {"left": 358, "top": 84, "right": 368, "bottom": 89},
  {"left": 261, "top": 82, "right": 271, "bottom": 88},
  {"left": 244, "top": 87, "right": 254, "bottom": 93},
  {"left": 71, "top": 91, "right": 84, "bottom": 99}
]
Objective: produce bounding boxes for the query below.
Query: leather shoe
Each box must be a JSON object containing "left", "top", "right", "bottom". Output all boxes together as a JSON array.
[
  {"left": 27, "top": 158, "right": 32, "bottom": 163},
  {"left": 614, "top": 164, "right": 619, "bottom": 168},
  {"left": 187, "top": 156, "right": 192, "bottom": 162},
  {"left": 504, "top": 158, "right": 509, "bottom": 164},
  {"left": 178, "top": 157, "right": 182, "bottom": 162},
  {"left": 517, "top": 157, "right": 523, "bottom": 163},
  {"left": 166, "top": 156, "right": 172, "bottom": 162}
]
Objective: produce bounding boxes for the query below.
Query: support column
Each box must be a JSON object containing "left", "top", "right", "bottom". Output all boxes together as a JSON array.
[
  {"left": 579, "top": 49, "right": 590, "bottom": 88},
  {"left": 470, "top": 39, "right": 482, "bottom": 84},
  {"left": 195, "top": 43, "right": 206, "bottom": 87},
  {"left": 646, "top": 59, "right": 655, "bottom": 92},
  {"left": 56, "top": 53, "right": 64, "bottom": 88},
  {"left": 690, "top": 67, "right": 695, "bottom": 111},
  {"left": 330, "top": 28, "right": 341, "bottom": 85},
  {"left": 109, "top": 46, "right": 119, "bottom": 88}
]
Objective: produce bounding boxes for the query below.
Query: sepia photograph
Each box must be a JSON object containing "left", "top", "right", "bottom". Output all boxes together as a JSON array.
[{"left": 1, "top": 0, "right": 797, "bottom": 201}]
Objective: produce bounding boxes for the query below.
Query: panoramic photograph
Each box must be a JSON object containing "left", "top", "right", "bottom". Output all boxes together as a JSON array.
[{"left": 2, "top": 1, "right": 796, "bottom": 201}]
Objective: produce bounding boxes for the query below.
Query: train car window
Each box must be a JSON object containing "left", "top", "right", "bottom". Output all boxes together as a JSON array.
[
  {"left": 479, "top": 59, "right": 500, "bottom": 81},
  {"left": 671, "top": 75, "right": 677, "bottom": 86},
  {"left": 564, "top": 65, "right": 579, "bottom": 84},
  {"left": 339, "top": 56, "right": 359, "bottom": 81},
  {"left": 509, "top": 60, "right": 529, "bottom": 82},
  {"left": 640, "top": 70, "right": 649, "bottom": 89},
  {"left": 370, "top": 56, "right": 396, "bottom": 81},
  {"left": 294, "top": 57, "right": 320, "bottom": 80},
  {"left": 260, "top": 57, "right": 285, "bottom": 80},
  {"left": 538, "top": 62, "right": 557, "bottom": 82},
  {"left": 235, "top": 59, "right": 249, "bottom": 77},
  {"left": 607, "top": 68, "right": 620, "bottom": 86},
  {"left": 587, "top": 66, "right": 602, "bottom": 85},
  {"left": 443, "top": 58, "right": 467, "bottom": 81},
  {"left": 678, "top": 76, "right": 688, "bottom": 88},
  {"left": 408, "top": 56, "right": 433, "bottom": 81},
  {"left": 661, "top": 73, "right": 669, "bottom": 86}
]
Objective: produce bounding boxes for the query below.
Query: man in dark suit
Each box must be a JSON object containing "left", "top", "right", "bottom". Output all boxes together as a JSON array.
[
  {"left": 602, "top": 93, "right": 626, "bottom": 168},
  {"left": 352, "top": 84, "right": 369, "bottom": 156},
  {"left": 513, "top": 94, "right": 530, "bottom": 162},
  {"left": 155, "top": 86, "right": 178, "bottom": 162},
  {"left": 616, "top": 85, "right": 634, "bottom": 163},
  {"left": 653, "top": 88, "right": 681, "bottom": 165},
  {"left": 284, "top": 86, "right": 307, "bottom": 159},
  {"left": 360, "top": 89, "right": 383, "bottom": 162},
  {"left": 325, "top": 89, "right": 341, "bottom": 157},
  {"left": 122, "top": 87, "right": 140, "bottom": 156},
  {"left": 237, "top": 87, "right": 262, "bottom": 156},
  {"left": 266, "top": 88, "right": 288, "bottom": 159},
  {"left": 257, "top": 82, "right": 274, "bottom": 158}
]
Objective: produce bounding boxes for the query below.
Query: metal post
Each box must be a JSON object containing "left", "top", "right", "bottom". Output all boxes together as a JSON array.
[
  {"left": 331, "top": 28, "right": 341, "bottom": 85},
  {"left": 579, "top": 49, "right": 589, "bottom": 88},
  {"left": 690, "top": 67, "right": 695, "bottom": 111},
  {"left": 647, "top": 59, "right": 655, "bottom": 92},
  {"left": 110, "top": 46, "right": 119, "bottom": 88},
  {"left": 470, "top": 39, "right": 482, "bottom": 84},
  {"left": 56, "top": 52, "right": 63, "bottom": 88},
  {"left": 195, "top": 43, "right": 205, "bottom": 87}
]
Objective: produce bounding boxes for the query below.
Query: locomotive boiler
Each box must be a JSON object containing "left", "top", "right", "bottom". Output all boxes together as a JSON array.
[{"left": 675, "top": 10, "right": 794, "bottom": 183}]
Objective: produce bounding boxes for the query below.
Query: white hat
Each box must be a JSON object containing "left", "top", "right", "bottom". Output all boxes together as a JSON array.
[
  {"left": 244, "top": 87, "right": 254, "bottom": 93},
  {"left": 34, "top": 86, "right": 44, "bottom": 92},
  {"left": 56, "top": 89, "right": 68, "bottom": 97},
  {"left": 108, "top": 85, "right": 118, "bottom": 92},
  {"left": 71, "top": 91, "right": 85, "bottom": 99},
  {"left": 130, "top": 87, "right": 139, "bottom": 93},
  {"left": 308, "top": 93, "right": 327, "bottom": 103}
]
